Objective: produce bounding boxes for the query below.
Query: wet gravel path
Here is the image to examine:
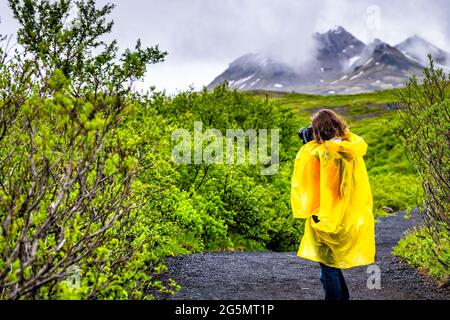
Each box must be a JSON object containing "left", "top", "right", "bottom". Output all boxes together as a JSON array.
[{"left": 164, "top": 211, "right": 450, "bottom": 300}]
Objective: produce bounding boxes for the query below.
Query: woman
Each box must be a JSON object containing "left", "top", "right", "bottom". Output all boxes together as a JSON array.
[{"left": 291, "top": 109, "right": 375, "bottom": 300}]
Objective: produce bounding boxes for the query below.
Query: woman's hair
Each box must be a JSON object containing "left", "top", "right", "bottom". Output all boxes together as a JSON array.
[{"left": 311, "top": 109, "right": 349, "bottom": 143}]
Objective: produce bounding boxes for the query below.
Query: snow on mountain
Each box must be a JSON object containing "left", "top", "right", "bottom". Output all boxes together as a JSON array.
[
  {"left": 208, "top": 27, "right": 446, "bottom": 95},
  {"left": 395, "top": 35, "right": 450, "bottom": 69}
]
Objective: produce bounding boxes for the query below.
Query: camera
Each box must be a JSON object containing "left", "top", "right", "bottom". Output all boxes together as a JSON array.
[{"left": 298, "top": 126, "right": 313, "bottom": 144}]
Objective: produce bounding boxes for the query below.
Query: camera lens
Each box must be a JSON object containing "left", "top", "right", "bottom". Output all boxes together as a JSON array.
[{"left": 298, "top": 126, "right": 313, "bottom": 144}]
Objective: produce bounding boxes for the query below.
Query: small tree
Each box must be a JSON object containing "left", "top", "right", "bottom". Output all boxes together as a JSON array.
[
  {"left": 393, "top": 55, "right": 450, "bottom": 271},
  {"left": 0, "top": 0, "right": 167, "bottom": 299},
  {"left": 8, "top": 0, "right": 166, "bottom": 95}
]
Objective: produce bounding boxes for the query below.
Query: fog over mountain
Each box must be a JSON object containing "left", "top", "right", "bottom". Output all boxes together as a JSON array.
[
  {"left": 396, "top": 35, "right": 450, "bottom": 68},
  {"left": 208, "top": 26, "right": 448, "bottom": 94}
]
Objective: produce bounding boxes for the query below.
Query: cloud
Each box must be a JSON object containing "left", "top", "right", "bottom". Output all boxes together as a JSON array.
[
  {"left": 105, "top": 0, "right": 450, "bottom": 92},
  {"left": 100, "top": 0, "right": 324, "bottom": 64},
  {"left": 317, "top": 0, "right": 450, "bottom": 49}
]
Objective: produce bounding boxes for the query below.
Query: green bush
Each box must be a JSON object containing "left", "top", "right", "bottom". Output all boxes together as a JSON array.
[
  {"left": 393, "top": 226, "right": 450, "bottom": 285},
  {"left": 135, "top": 83, "right": 304, "bottom": 254},
  {"left": 0, "top": 0, "right": 171, "bottom": 299},
  {"left": 369, "top": 173, "right": 422, "bottom": 216},
  {"left": 391, "top": 56, "right": 450, "bottom": 285}
]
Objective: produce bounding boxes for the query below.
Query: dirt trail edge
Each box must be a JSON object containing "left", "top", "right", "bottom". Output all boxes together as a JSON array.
[{"left": 164, "top": 210, "right": 450, "bottom": 300}]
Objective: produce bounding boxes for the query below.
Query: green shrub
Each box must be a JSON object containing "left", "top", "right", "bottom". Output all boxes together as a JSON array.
[
  {"left": 0, "top": 0, "right": 170, "bottom": 299},
  {"left": 144, "top": 84, "right": 303, "bottom": 253},
  {"left": 391, "top": 56, "right": 450, "bottom": 284},
  {"left": 369, "top": 174, "right": 422, "bottom": 216},
  {"left": 393, "top": 226, "right": 450, "bottom": 285}
]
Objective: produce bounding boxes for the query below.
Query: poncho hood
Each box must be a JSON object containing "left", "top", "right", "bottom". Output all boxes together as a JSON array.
[{"left": 304, "top": 131, "right": 368, "bottom": 160}]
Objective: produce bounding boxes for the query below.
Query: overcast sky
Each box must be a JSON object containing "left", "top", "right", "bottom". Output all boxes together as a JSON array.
[{"left": 1, "top": 0, "right": 450, "bottom": 93}]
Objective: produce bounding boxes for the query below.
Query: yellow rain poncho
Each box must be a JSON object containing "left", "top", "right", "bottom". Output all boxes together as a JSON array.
[{"left": 291, "top": 131, "right": 375, "bottom": 269}]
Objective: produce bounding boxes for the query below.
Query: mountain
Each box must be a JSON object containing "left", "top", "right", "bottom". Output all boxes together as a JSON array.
[
  {"left": 313, "top": 39, "right": 425, "bottom": 94},
  {"left": 207, "top": 26, "right": 366, "bottom": 92},
  {"left": 206, "top": 53, "right": 313, "bottom": 92},
  {"left": 395, "top": 35, "right": 450, "bottom": 68},
  {"left": 313, "top": 26, "right": 365, "bottom": 77},
  {"left": 207, "top": 27, "right": 449, "bottom": 95}
]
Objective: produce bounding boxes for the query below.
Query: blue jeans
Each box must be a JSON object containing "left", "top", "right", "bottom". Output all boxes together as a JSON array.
[{"left": 319, "top": 263, "right": 350, "bottom": 300}]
